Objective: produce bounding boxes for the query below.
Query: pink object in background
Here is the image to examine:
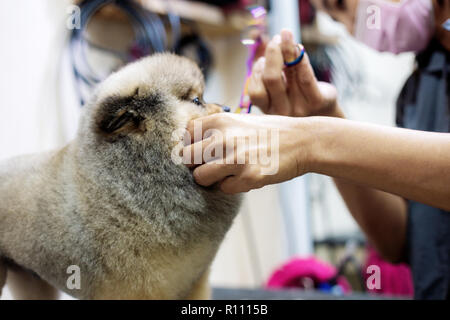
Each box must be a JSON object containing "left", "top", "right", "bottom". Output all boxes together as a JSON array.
[
  {"left": 354, "top": 0, "right": 434, "bottom": 54},
  {"left": 364, "top": 247, "right": 414, "bottom": 298},
  {"left": 266, "top": 256, "right": 351, "bottom": 294}
]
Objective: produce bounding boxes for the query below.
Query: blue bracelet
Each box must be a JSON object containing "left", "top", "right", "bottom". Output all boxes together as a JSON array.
[{"left": 284, "top": 46, "right": 305, "bottom": 67}]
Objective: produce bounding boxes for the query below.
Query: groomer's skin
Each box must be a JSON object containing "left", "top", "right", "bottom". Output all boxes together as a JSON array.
[{"left": 185, "top": 1, "right": 450, "bottom": 262}]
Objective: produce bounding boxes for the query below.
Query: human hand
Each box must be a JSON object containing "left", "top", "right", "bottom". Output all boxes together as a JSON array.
[
  {"left": 183, "top": 113, "right": 312, "bottom": 193},
  {"left": 248, "top": 29, "right": 342, "bottom": 118}
]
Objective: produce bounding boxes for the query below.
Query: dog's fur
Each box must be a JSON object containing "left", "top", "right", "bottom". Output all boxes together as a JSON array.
[{"left": 0, "top": 53, "right": 241, "bottom": 299}]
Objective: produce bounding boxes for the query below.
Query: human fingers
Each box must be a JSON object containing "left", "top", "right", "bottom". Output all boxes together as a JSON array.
[
  {"left": 193, "top": 162, "right": 242, "bottom": 187},
  {"left": 262, "top": 35, "right": 291, "bottom": 115},
  {"left": 248, "top": 57, "right": 270, "bottom": 112},
  {"left": 182, "top": 136, "right": 217, "bottom": 168},
  {"left": 280, "top": 29, "right": 306, "bottom": 115}
]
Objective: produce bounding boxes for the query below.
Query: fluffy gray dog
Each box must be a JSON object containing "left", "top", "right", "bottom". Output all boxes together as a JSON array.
[{"left": 0, "top": 53, "right": 241, "bottom": 299}]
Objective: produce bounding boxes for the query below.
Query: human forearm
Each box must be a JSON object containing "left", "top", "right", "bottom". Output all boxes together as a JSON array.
[
  {"left": 308, "top": 108, "right": 408, "bottom": 261},
  {"left": 244, "top": 29, "right": 413, "bottom": 260},
  {"left": 304, "top": 116, "right": 450, "bottom": 211},
  {"left": 186, "top": 112, "right": 448, "bottom": 262}
]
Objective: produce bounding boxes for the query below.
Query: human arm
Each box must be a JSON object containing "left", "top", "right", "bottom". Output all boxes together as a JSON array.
[
  {"left": 248, "top": 29, "right": 410, "bottom": 262},
  {"left": 185, "top": 113, "right": 450, "bottom": 260}
]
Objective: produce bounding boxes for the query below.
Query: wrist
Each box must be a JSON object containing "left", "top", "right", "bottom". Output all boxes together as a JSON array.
[
  {"left": 288, "top": 115, "right": 345, "bottom": 177},
  {"left": 291, "top": 117, "right": 317, "bottom": 176},
  {"left": 298, "top": 116, "right": 342, "bottom": 175}
]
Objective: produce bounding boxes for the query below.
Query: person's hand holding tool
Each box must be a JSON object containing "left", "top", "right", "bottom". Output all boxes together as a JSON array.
[{"left": 248, "top": 29, "right": 343, "bottom": 118}]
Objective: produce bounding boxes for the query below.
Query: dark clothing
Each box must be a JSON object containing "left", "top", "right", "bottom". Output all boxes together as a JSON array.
[{"left": 396, "top": 39, "right": 450, "bottom": 300}]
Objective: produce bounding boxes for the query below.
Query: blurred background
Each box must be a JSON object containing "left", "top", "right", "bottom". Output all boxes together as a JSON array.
[{"left": 0, "top": 0, "right": 415, "bottom": 299}]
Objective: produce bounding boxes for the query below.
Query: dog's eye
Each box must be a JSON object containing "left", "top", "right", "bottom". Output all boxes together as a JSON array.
[{"left": 192, "top": 97, "right": 203, "bottom": 106}]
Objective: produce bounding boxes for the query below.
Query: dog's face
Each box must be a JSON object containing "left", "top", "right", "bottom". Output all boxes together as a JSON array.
[{"left": 83, "top": 53, "right": 222, "bottom": 145}]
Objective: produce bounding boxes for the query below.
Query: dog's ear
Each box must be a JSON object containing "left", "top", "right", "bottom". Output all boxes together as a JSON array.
[
  {"left": 99, "top": 109, "right": 144, "bottom": 134},
  {"left": 96, "top": 96, "right": 145, "bottom": 138}
]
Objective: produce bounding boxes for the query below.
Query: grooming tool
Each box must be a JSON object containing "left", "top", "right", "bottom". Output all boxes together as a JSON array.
[{"left": 236, "top": 6, "right": 267, "bottom": 114}]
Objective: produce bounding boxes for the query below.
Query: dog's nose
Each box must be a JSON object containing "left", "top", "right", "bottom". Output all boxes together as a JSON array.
[{"left": 222, "top": 106, "right": 231, "bottom": 113}]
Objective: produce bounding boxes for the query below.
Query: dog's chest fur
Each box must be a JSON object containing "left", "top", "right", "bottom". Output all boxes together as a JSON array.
[{"left": 79, "top": 155, "right": 240, "bottom": 299}]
